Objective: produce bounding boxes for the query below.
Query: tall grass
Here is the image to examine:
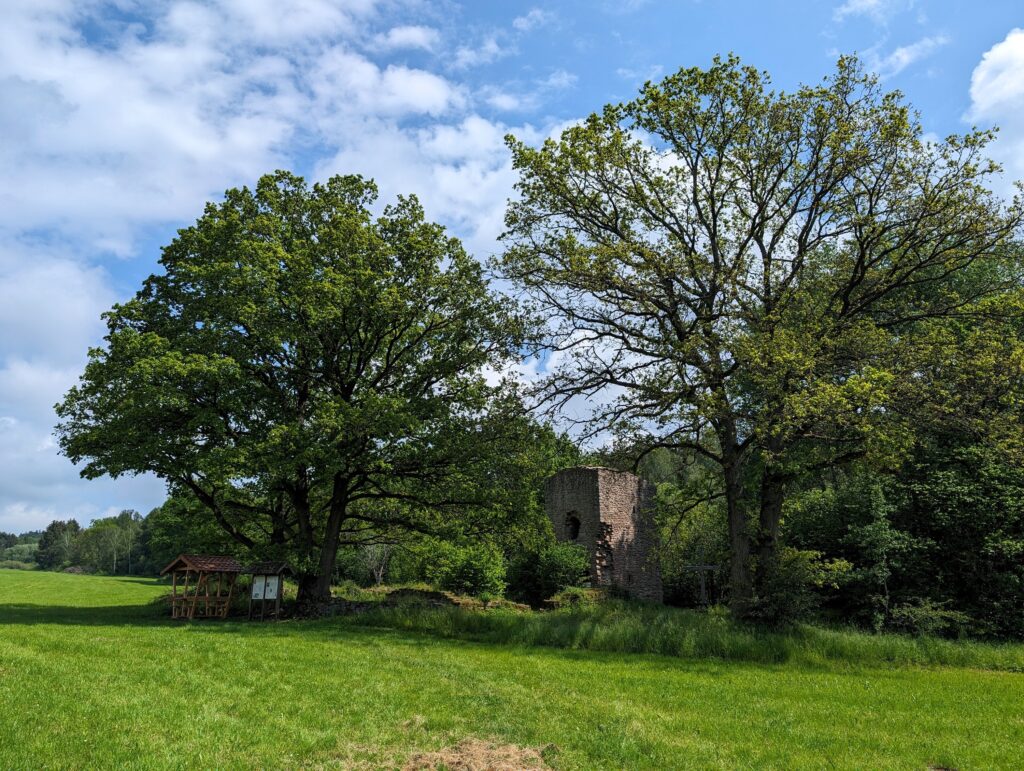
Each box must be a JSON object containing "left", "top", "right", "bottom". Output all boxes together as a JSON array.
[{"left": 337, "top": 599, "right": 1024, "bottom": 672}]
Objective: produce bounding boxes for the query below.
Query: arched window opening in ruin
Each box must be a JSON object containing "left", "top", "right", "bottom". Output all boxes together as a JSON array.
[{"left": 565, "top": 513, "right": 581, "bottom": 541}]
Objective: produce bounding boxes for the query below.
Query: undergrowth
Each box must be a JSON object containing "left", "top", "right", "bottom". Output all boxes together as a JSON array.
[{"left": 334, "top": 599, "right": 1024, "bottom": 672}]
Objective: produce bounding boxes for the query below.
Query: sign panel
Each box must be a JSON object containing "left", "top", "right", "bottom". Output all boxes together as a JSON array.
[
  {"left": 251, "top": 576, "right": 265, "bottom": 600},
  {"left": 264, "top": 576, "right": 279, "bottom": 600}
]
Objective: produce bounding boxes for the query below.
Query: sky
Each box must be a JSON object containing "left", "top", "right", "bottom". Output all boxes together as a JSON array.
[{"left": 1, "top": 0, "right": 1023, "bottom": 533}]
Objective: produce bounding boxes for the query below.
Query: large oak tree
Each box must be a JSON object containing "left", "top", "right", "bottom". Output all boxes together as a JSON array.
[
  {"left": 57, "top": 171, "right": 547, "bottom": 603},
  {"left": 500, "top": 56, "right": 1024, "bottom": 615}
]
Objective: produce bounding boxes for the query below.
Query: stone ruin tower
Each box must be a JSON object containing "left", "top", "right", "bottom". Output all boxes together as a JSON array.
[{"left": 545, "top": 467, "right": 663, "bottom": 603}]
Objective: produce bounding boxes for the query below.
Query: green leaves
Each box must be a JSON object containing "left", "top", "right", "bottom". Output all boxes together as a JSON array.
[
  {"left": 500, "top": 53, "right": 1024, "bottom": 612},
  {"left": 57, "top": 171, "right": 551, "bottom": 597}
]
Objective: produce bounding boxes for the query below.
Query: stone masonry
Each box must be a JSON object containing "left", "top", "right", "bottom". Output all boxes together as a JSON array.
[{"left": 545, "top": 466, "right": 663, "bottom": 602}]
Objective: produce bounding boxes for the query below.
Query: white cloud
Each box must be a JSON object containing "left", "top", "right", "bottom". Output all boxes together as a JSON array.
[
  {"left": 480, "top": 70, "right": 577, "bottom": 114},
  {"left": 539, "top": 69, "right": 577, "bottom": 90},
  {"left": 969, "top": 28, "right": 1024, "bottom": 118},
  {"left": 866, "top": 34, "right": 950, "bottom": 78},
  {"left": 372, "top": 24, "right": 440, "bottom": 52},
  {"left": 616, "top": 64, "right": 664, "bottom": 83},
  {"left": 311, "top": 50, "right": 463, "bottom": 117},
  {"left": 453, "top": 37, "right": 509, "bottom": 69},
  {"left": 968, "top": 28, "right": 1024, "bottom": 197},
  {"left": 0, "top": 243, "right": 167, "bottom": 533},
  {"left": 512, "top": 8, "right": 554, "bottom": 32},
  {"left": 316, "top": 115, "right": 544, "bottom": 260},
  {"left": 0, "top": 0, "right": 465, "bottom": 251},
  {"left": 0, "top": 0, "right": 585, "bottom": 532},
  {"left": 833, "top": 0, "right": 901, "bottom": 23},
  {"left": 484, "top": 89, "right": 528, "bottom": 112}
]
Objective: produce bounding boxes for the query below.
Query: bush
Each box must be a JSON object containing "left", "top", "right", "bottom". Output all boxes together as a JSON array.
[
  {"left": 1, "top": 543, "right": 38, "bottom": 563},
  {"left": 0, "top": 560, "right": 36, "bottom": 570},
  {"left": 886, "top": 599, "right": 971, "bottom": 637},
  {"left": 425, "top": 541, "right": 506, "bottom": 597},
  {"left": 747, "top": 548, "right": 852, "bottom": 626},
  {"left": 507, "top": 542, "right": 589, "bottom": 605},
  {"left": 546, "top": 587, "right": 605, "bottom": 608}
]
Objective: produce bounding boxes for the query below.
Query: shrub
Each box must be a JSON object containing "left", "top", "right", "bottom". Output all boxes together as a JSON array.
[
  {"left": 0, "top": 560, "right": 36, "bottom": 570},
  {"left": 886, "top": 598, "right": 971, "bottom": 637},
  {"left": 425, "top": 541, "right": 506, "bottom": 597},
  {"left": 747, "top": 548, "right": 852, "bottom": 626},
  {"left": 546, "top": 587, "right": 605, "bottom": 608},
  {"left": 507, "top": 542, "right": 589, "bottom": 605},
  {"left": 1, "top": 543, "right": 38, "bottom": 563}
]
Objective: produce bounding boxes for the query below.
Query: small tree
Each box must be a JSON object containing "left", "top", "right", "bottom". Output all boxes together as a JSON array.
[
  {"left": 361, "top": 544, "right": 392, "bottom": 586},
  {"left": 425, "top": 541, "right": 507, "bottom": 597},
  {"left": 507, "top": 542, "right": 589, "bottom": 605},
  {"left": 36, "top": 520, "right": 80, "bottom": 570}
]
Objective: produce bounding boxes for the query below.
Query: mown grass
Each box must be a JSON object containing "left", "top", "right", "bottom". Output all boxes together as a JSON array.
[{"left": 1, "top": 569, "right": 1023, "bottom": 769}]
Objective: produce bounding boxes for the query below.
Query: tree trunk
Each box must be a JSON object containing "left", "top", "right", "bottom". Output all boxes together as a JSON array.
[
  {"left": 751, "top": 468, "right": 786, "bottom": 605},
  {"left": 756, "top": 470, "right": 786, "bottom": 572},
  {"left": 723, "top": 461, "right": 753, "bottom": 615},
  {"left": 296, "top": 573, "right": 322, "bottom": 604},
  {"left": 295, "top": 475, "right": 349, "bottom": 607}
]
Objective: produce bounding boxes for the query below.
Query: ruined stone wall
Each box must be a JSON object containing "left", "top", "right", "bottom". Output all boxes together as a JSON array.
[{"left": 544, "top": 467, "right": 663, "bottom": 603}]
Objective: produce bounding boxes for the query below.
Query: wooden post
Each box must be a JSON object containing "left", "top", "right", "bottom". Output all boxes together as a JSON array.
[
  {"left": 180, "top": 570, "right": 192, "bottom": 620},
  {"left": 189, "top": 573, "right": 204, "bottom": 620},
  {"left": 223, "top": 574, "right": 235, "bottom": 619}
]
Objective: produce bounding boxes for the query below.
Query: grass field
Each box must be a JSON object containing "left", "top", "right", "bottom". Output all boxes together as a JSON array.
[{"left": 1, "top": 570, "right": 1023, "bottom": 769}]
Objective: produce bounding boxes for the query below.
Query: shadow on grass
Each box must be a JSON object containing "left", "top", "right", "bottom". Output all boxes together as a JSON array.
[
  {"left": 0, "top": 603, "right": 169, "bottom": 626},
  {"left": 4, "top": 598, "right": 1022, "bottom": 674},
  {"left": 0, "top": 602, "right": 760, "bottom": 684},
  {"left": 113, "top": 576, "right": 167, "bottom": 586}
]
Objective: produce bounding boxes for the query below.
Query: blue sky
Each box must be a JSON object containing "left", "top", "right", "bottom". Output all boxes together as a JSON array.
[{"left": 1, "top": 0, "right": 1022, "bottom": 532}]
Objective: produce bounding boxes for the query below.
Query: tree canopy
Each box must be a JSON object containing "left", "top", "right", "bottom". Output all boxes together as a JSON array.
[
  {"left": 57, "top": 171, "right": 554, "bottom": 602},
  {"left": 500, "top": 55, "right": 1024, "bottom": 615}
]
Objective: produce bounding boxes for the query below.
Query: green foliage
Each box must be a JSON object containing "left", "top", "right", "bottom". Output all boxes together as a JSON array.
[
  {"left": 0, "top": 560, "right": 35, "bottom": 570},
  {"left": 1, "top": 542, "right": 38, "bottom": 563},
  {"left": 55, "top": 170, "right": 551, "bottom": 601},
  {"left": 787, "top": 453, "right": 1024, "bottom": 639},
  {"left": 745, "top": 548, "right": 853, "bottom": 627},
  {"left": 545, "top": 586, "right": 605, "bottom": 608},
  {"left": 500, "top": 53, "right": 1024, "bottom": 615},
  {"left": 138, "top": 496, "right": 242, "bottom": 574},
  {"left": 887, "top": 599, "right": 971, "bottom": 638},
  {"left": 423, "top": 540, "right": 507, "bottom": 597},
  {"left": 69, "top": 510, "right": 143, "bottom": 575},
  {"left": 35, "top": 519, "right": 80, "bottom": 570},
  {"left": 506, "top": 541, "right": 589, "bottom": 605},
  {"left": 652, "top": 463, "right": 730, "bottom": 607}
]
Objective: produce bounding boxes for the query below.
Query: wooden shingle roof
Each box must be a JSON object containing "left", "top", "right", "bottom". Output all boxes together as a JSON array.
[{"left": 160, "top": 554, "right": 244, "bottom": 575}]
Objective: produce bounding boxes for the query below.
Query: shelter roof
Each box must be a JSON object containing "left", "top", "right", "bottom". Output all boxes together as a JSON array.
[
  {"left": 245, "top": 562, "right": 290, "bottom": 575},
  {"left": 160, "top": 554, "right": 244, "bottom": 575}
]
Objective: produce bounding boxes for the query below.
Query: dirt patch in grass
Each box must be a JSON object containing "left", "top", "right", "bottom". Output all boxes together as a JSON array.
[{"left": 404, "top": 738, "right": 553, "bottom": 770}]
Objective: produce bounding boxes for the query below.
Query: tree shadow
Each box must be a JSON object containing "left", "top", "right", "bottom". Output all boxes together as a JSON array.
[
  {"left": 0, "top": 601, "right": 879, "bottom": 678},
  {"left": 0, "top": 602, "right": 171, "bottom": 626},
  {"left": 113, "top": 576, "right": 167, "bottom": 586}
]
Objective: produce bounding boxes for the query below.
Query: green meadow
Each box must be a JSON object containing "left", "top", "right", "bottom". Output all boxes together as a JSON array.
[{"left": 1, "top": 569, "right": 1023, "bottom": 769}]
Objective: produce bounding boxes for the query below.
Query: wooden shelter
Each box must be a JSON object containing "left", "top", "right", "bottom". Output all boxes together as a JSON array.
[
  {"left": 246, "top": 562, "right": 289, "bottom": 620},
  {"left": 161, "top": 554, "right": 242, "bottom": 620}
]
